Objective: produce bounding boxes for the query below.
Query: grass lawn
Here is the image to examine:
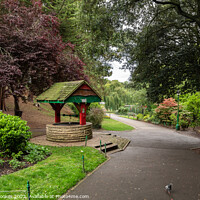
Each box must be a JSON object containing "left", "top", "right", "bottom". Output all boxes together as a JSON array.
[
  {"left": 0, "top": 146, "right": 106, "bottom": 200},
  {"left": 102, "top": 118, "right": 134, "bottom": 131}
]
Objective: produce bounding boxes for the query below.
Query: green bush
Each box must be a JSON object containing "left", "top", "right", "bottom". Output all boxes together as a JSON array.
[
  {"left": 11, "top": 151, "right": 23, "bottom": 159},
  {"left": 179, "top": 110, "right": 191, "bottom": 129},
  {"left": 170, "top": 110, "right": 191, "bottom": 128},
  {"left": 149, "top": 113, "right": 160, "bottom": 124},
  {"left": 24, "top": 143, "right": 51, "bottom": 163},
  {"left": 169, "top": 113, "right": 177, "bottom": 126},
  {"left": 185, "top": 93, "right": 200, "bottom": 127},
  {"left": 0, "top": 152, "right": 6, "bottom": 158},
  {"left": 136, "top": 113, "right": 144, "bottom": 120},
  {"left": 117, "top": 106, "right": 129, "bottom": 115},
  {"left": 87, "top": 103, "right": 102, "bottom": 114},
  {"left": 0, "top": 159, "right": 4, "bottom": 166},
  {"left": 8, "top": 158, "right": 25, "bottom": 169},
  {"left": 180, "top": 119, "right": 189, "bottom": 130},
  {"left": 143, "top": 114, "right": 150, "bottom": 122},
  {"left": 0, "top": 112, "right": 31, "bottom": 154},
  {"left": 86, "top": 108, "right": 104, "bottom": 128}
]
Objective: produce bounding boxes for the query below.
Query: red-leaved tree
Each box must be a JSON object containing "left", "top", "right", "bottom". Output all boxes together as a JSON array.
[
  {"left": 155, "top": 98, "right": 178, "bottom": 123},
  {"left": 0, "top": 0, "right": 88, "bottom": 115}
]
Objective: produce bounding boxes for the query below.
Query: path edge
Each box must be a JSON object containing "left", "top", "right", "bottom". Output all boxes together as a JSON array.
[{"left": 59, "top": 155, "right": 111, "bottom": 199}]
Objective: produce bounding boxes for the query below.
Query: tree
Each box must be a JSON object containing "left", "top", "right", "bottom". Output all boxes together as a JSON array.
[
  {"left": 155, "top": 98, "right": 178, "bottom": 123},
  {"left": 42, "top": 0, "right": 83, "bottom": 45},
  {"left": 0, "top": 49, "right": 21, "bottom": 111},
  {"left": 80, "top": 0, "right": 200, "bottom": 102},
  {"left": 0, "top": 0, "right": 87, "bottom": 115},
  {"left": 41, "top": 0, "right": 114, "bottom": 95},
  {"left": 126, "top": 1, "right": 200, "bottom": 101},
  {"left": 103, "top": 80, "right": 148, "bottom": 112}
]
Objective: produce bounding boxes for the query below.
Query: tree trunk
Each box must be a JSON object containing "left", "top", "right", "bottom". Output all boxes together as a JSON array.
[
  {"left": 13, "top": 95, "right": 22, "bottom": 117},
  {"left": 0, "top": 87, "right": 6, "bottom": 111},
  {"left": 0, "top": 87, "right": 3, "bottom": 111}
]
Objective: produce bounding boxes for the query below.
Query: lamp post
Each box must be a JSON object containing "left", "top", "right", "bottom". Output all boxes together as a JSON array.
[{"left": 176, "top": 90, "right": 180, "bottom": 130}]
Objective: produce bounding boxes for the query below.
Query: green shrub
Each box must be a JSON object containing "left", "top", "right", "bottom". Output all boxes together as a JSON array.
[
  {"left": 149, "top": 114, "right": 159, "bottom": 124},
  {"left": 117, "top": 106, "right": 129, "bottom": 115},
  {"left": 180, "top": 119, "right": 189, "bottom": 130},
  {"left": 24, "top": 143, "right": 51, "bottom": 163},
  {"left": 179, "top": 110, "right": 192, "bottom": 128},
  {"left": 185, "top": 93, "right": 200, "bottom": 127},
  {"left": 87, "top": 103, "right": 102, "bottom": 114},
  {"left": 136, "top": 113, "right": 144, "bottom": 120},
  {"left": 0, "top": 159, "right": 4, "bottom": 166},
  {"left": 86, "top": 108, "right": 104, "bottom": 128},
  {"left": 24, "top": 152, "right": 45, "bottom": 163},
  {"left": 169, "top": 113, "right": 177, "bottom": 126},
  {"left": 143, "top": 114, "right": 150, "bottom": 122},
  {"left": 0, "top": 152, "right": 6, "bottom": 158},
  {"left": 170, "top": 110, "right": 191, "bottom": 128},
  {"left": 0, "top": 112, "right": 31, "bottom": 154},
  {"left": 11, "top": 151, "right": 23, "bottom": 159},
  {"left": 9, "top": 158, "right": 25, "bottom": 169}
]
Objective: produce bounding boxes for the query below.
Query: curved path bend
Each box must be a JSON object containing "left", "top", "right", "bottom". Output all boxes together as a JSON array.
[{"left": 65, "top": 114, "right": 200, "bottom": 200}]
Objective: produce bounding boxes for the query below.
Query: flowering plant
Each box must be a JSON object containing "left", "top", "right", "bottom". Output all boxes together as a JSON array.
[{"left": 155, "top": 98, "right": 178, "bottom": 123}]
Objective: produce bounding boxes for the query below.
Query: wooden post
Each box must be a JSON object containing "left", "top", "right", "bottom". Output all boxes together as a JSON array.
[
  {"left": 50, "top": 103, "right": 65, "bottom": 123},
  {"left": 74, "top": 103, "right": 90, "bottom": 125},
  {"left": 55, "top": 104, "right": 61, "bottom": 123},
  {"left": 80, "top": 103, "right": 86, "bottom": 125}
]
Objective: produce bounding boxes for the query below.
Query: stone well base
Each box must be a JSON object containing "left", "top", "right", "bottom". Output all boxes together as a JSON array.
[{"left": 46, "top": 122, "right": 92, "bottom": 143}]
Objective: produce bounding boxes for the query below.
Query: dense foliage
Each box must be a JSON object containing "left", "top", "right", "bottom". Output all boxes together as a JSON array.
[
  {"left": 104, "top": 80, "right": 148, "bottom": 112},
  {"left": 0, "top": 112, "right": 51, "bottom": 170},
  {"left": 0, "top": 112, "right": 31, "bottom": 154},
  {"left": 126, "top": 92, "right": 200, "bottom": 129},
  {"left": 1, "top": 0, "right": 200, "bottom": 126},
  {"left": 23, "top": 143, "right": 51, "bottom": 164},
  {"left": 180, "top": 92, "right": 200, "bottom": 127},
  {"left": 80, "top": 0, "right": 200, "bottom": 102},
  {"left": 42, "top": 0, "right": 113, "bottom": 90},
  {"left": 0, "top": 0, "right": 87, "bottom": 114},
  {"left": 155, "top": 98, "right": 178, "bottom": 124},
  {"left": 128, "top": 1, "right": 200, "bottom": 101},
  {"left": 87, "top": 108, "right": 104, "bottom": 128}
]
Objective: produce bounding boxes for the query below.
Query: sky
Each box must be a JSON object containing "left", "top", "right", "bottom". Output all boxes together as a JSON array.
[{"left": 107, "top": 61, "right": 131, "bottom": 82}]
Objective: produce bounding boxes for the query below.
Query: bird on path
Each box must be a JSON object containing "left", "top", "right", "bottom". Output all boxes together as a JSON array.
[{"left": 165, "top": 183, "right": 173, "bottom": 195}]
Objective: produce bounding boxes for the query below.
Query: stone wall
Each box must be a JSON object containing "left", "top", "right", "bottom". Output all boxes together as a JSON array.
[{"left": 46, "top": 122, "right": 92, "bottom": 142}]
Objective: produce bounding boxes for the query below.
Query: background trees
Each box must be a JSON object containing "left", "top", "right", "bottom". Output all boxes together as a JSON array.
[
  {"left": 42, "top": 0, "right": 114, "bottom": 88},
  {"left": 80, "top": 0, "right": 200, "bottom": 102},
  {"left": 0, "top": 0, "right": 87, "bottom": 115},
  {"left": 103, "top": 80, "right": 148, "bottom": 113},
  {"left": 127, "top": 0, "right": 200, "bottom": 102},
  {"left": 1, "top": 0, "right": 200, "bottom": 116}
]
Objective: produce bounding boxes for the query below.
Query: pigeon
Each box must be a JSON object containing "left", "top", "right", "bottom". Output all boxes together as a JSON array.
[{"left": 165, "top": 183, "right": 173, "bottom": 195}]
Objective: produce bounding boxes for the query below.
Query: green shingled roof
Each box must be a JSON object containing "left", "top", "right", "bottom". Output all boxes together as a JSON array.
[{"left": 36, "top": 80, "right": 102, "bottom": 103}]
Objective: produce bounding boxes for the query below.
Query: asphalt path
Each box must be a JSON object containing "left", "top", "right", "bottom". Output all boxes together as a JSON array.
[{"left": 64, "top": 114, "right": 200, "bottom": 200}]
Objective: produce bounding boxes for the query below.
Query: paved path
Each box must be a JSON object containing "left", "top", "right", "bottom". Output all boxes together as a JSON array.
[{"left": 64, "top": 114, "right": 200, "bottom": 200}]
